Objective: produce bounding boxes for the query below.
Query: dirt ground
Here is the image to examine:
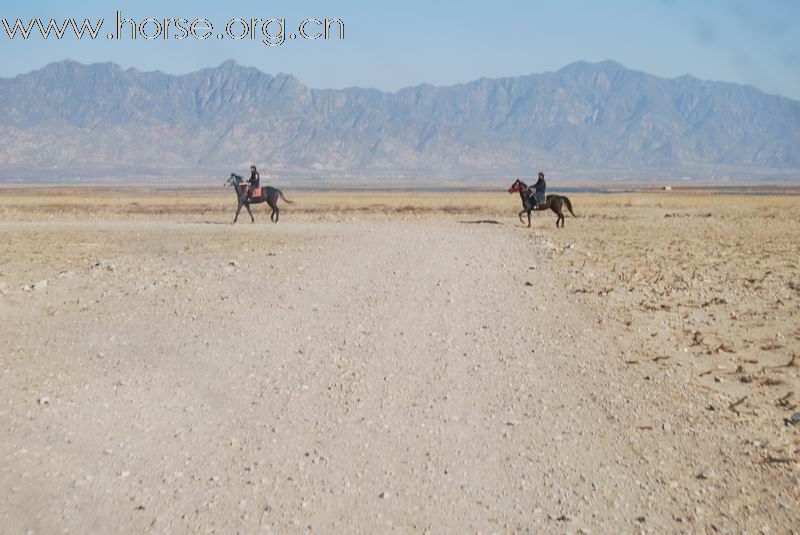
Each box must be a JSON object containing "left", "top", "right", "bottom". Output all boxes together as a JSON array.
[{"left": 1, "top": 188, "right": 798, "bottom": 534}]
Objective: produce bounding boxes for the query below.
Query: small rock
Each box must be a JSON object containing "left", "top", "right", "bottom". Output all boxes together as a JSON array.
[
  {"left": 92, "top": 260, "right": 116, "bottom": 271},
  {"left": 696, "top": 469, "right": 716, "bottom": 480},
  {"left": 662, "top": 422, "right": 672, "bottom": 433},
  {"left": 37, "top": 396, "right": 50, "bottom": 406},
  {"left": 379, "top": 491, "right": 391, "bottom": 499},
  {"left": 33, "top": 280, "right": 48, "bottom": 292},
  {"left": 120, "top": 470, "right": 130, "bottom": 478},
  {"left": 788, "top": 412, "right": 800, "bottom": 425}
]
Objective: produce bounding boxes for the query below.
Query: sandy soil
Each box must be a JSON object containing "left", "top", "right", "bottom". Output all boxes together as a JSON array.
[{"left": 1, "top": 189, "right": 798, "bottom": 534}]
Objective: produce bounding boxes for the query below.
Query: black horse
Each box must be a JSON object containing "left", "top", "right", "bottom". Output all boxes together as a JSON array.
[
  {"left": 508, "top": 179, "right": 576, "bottom": 228},
  {"left": 225, "top": 173, "right": 293, "bottom": 223}
]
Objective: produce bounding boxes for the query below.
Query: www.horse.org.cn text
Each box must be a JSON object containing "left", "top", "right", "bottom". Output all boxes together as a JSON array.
[{"left": 1, "top": 11, "right": 345, "bottom": 47}]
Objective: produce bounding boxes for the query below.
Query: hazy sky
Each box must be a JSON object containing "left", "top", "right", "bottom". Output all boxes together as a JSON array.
[{"left": 2, "top": 0, "right": 799, "bottom": 99}]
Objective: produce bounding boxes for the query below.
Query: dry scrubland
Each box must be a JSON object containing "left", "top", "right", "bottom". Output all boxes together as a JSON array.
[
  {"left": 0, "top": 188, "right": 513, "bottom": 221},
  {"left": 1, "top": 187, "right": 799, "bottom": 533}
]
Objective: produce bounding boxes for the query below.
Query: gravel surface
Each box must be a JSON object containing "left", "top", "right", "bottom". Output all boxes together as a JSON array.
[{"left": 1, "top": 218, "right": 798, "bottom": 533}]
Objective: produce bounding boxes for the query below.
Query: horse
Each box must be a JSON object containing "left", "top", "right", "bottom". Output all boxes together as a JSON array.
[
  {"left": 225, "top": 173, "right": 293, "bottom": 224},
  {"left": 508, "top": 179, "right": 576, "bottom": 228}
]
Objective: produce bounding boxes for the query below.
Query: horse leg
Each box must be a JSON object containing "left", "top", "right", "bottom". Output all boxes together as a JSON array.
[
  {"left": 555, "top": 207, "right": 562, "bottom": 227},
  {"left": 527, "top": 210, "right": 532, "bottom": 228},
  {"left": 518, "top": 209, "right": 527, "bottom": 225},
  {"left": 245, "top": 203, "right": 254, "bottom": 223},
  {"left": 274, "top": 207, "right": 279, "bottom": 223},
  {"left": 233, "top": 201, "right": 242, "bottom": 224}
]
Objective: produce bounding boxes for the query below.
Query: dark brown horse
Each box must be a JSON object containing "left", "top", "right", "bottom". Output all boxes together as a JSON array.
[
  {"left": 508, "top": 179, "right": 576, "bottom": 228},
  {"left": 225, "top": 173, "right": 293, "bottom": 223}
]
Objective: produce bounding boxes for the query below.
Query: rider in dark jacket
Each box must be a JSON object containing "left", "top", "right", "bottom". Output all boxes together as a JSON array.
[
  {"left": 528, "top": 172, "right": 546, "bottom": 208},
  {"left": 246, "top": 165, "right": 260, "bottom": 200}
]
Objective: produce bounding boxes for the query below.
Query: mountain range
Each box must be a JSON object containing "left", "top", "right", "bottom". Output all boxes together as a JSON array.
[{"left": 1, "top": 59, "right": 799, "bottom": 182}]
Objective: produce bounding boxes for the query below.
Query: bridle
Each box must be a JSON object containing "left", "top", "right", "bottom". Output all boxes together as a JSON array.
[
  {"left": 226, "top": 174, "right": 244, "bottom": 187},
  {"left": 508, "top": 180, "right": 525, "bottom": 194}
]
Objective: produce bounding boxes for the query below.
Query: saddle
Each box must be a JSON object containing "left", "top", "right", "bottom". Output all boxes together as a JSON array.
[{"left": 243, "top": 185, "right": 262, "bottom": 198}]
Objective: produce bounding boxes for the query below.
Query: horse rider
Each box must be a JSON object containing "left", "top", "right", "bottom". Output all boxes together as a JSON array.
[
  {"left": 245, "top": 165, "right": 260, "bottom": 201},
  {"left": 527, "top": 172, "right": 546, "bottom": 209}
]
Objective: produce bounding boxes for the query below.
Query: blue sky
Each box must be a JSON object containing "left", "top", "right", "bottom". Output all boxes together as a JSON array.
[{"left": 1, "top": 0, "right": 799, "bottom": 99}]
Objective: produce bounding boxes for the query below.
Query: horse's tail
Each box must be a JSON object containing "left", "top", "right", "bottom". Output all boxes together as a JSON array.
[
  {"left": 562, "top": 196, "right": 577, "bottom": 217},
  {"left": 279, "top": 190, "right": 293, "bottom": 204}
]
